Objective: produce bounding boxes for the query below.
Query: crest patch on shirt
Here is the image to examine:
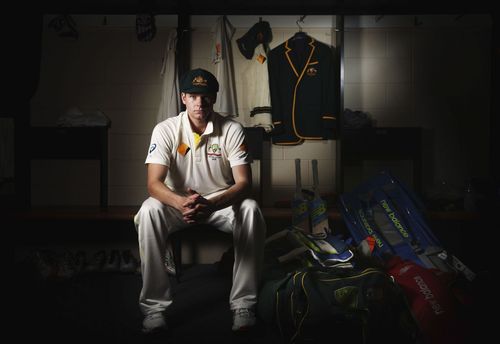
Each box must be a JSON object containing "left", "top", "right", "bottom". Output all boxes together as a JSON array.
[
  {"left": 208, "top": 143, "right": 221, "bottom": 154},
  {"left": 207, "top": 143, "right": 222, "bottom": 160},
  {"left": 177, "top": 143, "right": 190, "bottom": 156}
]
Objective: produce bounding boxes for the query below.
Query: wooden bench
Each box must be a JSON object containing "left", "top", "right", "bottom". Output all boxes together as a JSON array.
[
  {"left": 8, "top": 205, "right": 480, "bottom": 230},
  {"left": 9, "top": 205, "right": 483, "bottom": 274}
]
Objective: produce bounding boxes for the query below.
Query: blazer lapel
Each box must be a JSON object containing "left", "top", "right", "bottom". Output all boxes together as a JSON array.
[{"left": 285, "top": 36, "right": 316, "bottom": 79}]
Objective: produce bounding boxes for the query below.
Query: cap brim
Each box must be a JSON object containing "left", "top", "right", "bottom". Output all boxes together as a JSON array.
[{"left": 181, "top": 87, "right": 216, "bottom": 94}]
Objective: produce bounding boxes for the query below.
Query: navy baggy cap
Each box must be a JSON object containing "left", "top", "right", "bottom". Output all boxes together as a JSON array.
[{"left": 180, "top": 68, "right": 219, "bottom": 94}]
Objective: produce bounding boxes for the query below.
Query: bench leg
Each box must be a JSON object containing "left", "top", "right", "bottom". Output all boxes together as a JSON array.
[{"left": 171, "top": 237, "right": 182, "bottom": 282}]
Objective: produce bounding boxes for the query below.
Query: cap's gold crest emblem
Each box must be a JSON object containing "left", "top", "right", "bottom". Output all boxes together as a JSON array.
[{"left": 192, "top": 76, "right": 208, "bottom": 86}]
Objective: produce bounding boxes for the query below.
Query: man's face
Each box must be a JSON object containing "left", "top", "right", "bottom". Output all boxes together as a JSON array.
[{"left": 181, "top": 92, "right": 216, "bottom": 122}]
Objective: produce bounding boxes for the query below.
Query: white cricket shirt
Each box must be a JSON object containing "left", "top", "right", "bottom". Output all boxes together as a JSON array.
[{"left": 145, "top": 111, "right": 251, "bottom": 199}]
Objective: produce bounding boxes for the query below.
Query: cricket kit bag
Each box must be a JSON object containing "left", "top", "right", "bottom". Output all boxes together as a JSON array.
[
  {"left": 338, "top": 170, "right": 475, "bottom": 281},
  {"left": 258, "top": 265, "right": 417, "bottom": 344},
  {"left": 386, "top": 256, "right": 473, "bottom": 344}
]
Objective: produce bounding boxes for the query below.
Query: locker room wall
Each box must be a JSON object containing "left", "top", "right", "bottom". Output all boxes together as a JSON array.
[
  {"left": 343, "top": 15, "right": 491, "bottom": 197},
  {"left": 30, "top": 14, "right": 491, "bottom": 207},
  {"left": 30, "top": 15, "right": 178, "bottom": 206}
]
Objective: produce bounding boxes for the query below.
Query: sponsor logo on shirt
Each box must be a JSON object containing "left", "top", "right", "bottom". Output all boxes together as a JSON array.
[{"left": 149, "top": 143, "right": 157, "bottom": 154}]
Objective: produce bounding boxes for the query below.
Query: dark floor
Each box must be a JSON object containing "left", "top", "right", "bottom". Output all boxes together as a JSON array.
[
  {"left": 12, "top": 252, "right": 495, "bottom": 344},
  {"left": 12, "top": 259, "right": 281, "bottom": 344},
  {"left": 11, "top": 209, "right": 495, "bottom": 344}
]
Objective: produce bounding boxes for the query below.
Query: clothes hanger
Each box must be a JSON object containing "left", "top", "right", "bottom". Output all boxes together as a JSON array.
[{"left": 292, "top": 15, "right": 307, "bottom": 40}]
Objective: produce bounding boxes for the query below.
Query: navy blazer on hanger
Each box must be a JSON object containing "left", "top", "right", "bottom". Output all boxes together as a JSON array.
[{"left": 268, "top": 34, "right": 338, "bottom": 145}]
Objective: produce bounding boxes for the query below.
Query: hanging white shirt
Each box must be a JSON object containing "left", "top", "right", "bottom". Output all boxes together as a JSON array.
[
  {"left": 239, "top": 44, "right": 273, "bottom": 132},
  {"left": 156, "top": 29, "right": 180, "bottom": 122},
  {"left": 212, "top": 16, "right": 238, "bottom": 117}
]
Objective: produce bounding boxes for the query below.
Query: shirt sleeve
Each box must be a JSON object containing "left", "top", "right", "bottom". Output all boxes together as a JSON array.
[
  {"left": 145, "top": 123, "right": 173, "bottom": 167},
  {"left": 226, "top": 122, "right": 252, "bottom": 167}
]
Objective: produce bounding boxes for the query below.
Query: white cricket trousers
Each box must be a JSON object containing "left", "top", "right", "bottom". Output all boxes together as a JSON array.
[{"left": 134, "top": 197, "right": 266, "bottom": 316}]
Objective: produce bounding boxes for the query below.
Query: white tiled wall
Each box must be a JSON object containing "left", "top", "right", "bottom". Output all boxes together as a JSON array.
[
  {"left": 30, "top": 14, "right": 491, "bottom": 206},
  {"left": 31, "top": 15, "right": 177, "bottom": 206},
  {"left": 343, "top": 21, "right": 491, "bottom": 189}
]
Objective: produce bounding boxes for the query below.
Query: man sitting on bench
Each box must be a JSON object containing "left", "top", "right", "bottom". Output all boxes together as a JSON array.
[{"left": 134, "top": 68, "right": 266, "bottom": 334}]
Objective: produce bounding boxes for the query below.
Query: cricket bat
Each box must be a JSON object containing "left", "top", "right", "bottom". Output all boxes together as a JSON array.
[
  {"left": 291, "top": 158, "right": 311, "bottom": 233},
  {"left": 310, "top": 159, "right": 330, "bottom": 235}
]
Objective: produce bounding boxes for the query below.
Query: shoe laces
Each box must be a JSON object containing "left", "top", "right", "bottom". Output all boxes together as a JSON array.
[
  {"left": 146, "top": 312, "right": 164, "bottom": 320},
  {"left": 234, "top": 308, "right": 254, "bottom": 318},
  {"left": 164, "top": 249, "right": 175, "bottom": 265}
]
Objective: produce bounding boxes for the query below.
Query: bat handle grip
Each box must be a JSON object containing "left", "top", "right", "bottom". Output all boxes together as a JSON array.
[
  {"left": 312, "top": 159, "right": 319, "bottom": 189},
  {"left": 295, "top": 159, "right": 302, "bottom": 190}
]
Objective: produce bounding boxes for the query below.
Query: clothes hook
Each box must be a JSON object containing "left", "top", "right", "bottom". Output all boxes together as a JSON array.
[
  {"left": 296, "top": 15, "right": 306, "bottom": 32},
  {"left": 296, "top": 20, "right": 302, "bottom": 32}
]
